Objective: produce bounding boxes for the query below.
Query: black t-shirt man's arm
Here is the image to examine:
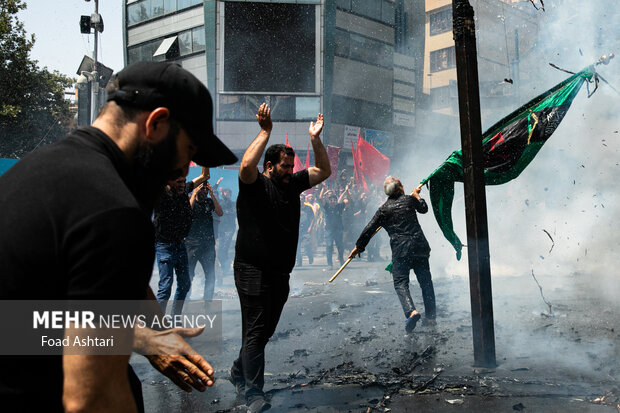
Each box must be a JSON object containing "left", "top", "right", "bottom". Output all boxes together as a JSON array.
[{"left": 240, "top": 103, "right": 272, "bottom": 185}]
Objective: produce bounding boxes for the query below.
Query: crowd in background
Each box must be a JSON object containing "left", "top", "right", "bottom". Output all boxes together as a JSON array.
[{"left": 189, "top": 166, "right": 390, "bottom": 294}]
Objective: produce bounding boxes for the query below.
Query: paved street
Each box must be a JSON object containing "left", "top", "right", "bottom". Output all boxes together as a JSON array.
[{"left": 133, "top": 248, "right": 619, "bottom": 412}]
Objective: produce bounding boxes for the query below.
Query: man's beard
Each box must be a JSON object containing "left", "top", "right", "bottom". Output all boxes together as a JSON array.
[
  {"left": 132, "top": 124, "right": 180, "bottom": 212},
  {"left": 274, "top": 169, "right": 292, "bottom": 184}
]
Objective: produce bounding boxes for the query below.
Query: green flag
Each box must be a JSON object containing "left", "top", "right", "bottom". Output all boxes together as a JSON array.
[{"left": 421, "top": 66, "right": 594, "bottom": 260}]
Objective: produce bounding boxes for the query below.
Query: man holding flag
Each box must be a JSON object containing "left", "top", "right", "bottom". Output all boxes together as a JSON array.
[{"left": 349, "top": 177, "right": 436, "bottom": 333}]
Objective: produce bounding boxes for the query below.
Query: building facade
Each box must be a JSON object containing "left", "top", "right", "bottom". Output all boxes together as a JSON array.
[
  {"left": 423, "top": 0, "right": 540, "bottom": 118},
  {"left": 123, "top": 0, "right": 424, "bottom": 168}
]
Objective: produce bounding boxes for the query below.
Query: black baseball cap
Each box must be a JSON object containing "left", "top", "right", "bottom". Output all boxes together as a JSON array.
[{"left": 107, "top": 61, "right": 237, "bottom": 167}]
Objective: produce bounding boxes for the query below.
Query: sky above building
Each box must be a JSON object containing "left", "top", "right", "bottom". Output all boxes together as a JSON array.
[{"left": 18, "top": 1, "right": 124, "bottom": 79}]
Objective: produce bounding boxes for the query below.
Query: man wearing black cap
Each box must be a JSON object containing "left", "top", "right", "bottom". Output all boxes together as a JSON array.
[
  {"left": 229, "top": 104, "right": 331, "bottom": 412},
  {"left": 0, "top": 62, "right": 236, "bottom": 412}
]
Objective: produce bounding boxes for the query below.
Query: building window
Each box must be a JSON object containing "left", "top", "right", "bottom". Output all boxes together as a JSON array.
[
  {"left": 430, "top": 7, "right": 452, "bottom": 36},
  {"left": 218, "top": 95, "right": 319, "bottom": 121},
  {"left": 127, "top": 0, "right": 202, "bottom": 27},
  {"left": 430, "top": 46, "right": 456, "bottom": 72},
  {"left": 430, "top": 85, "right": 451, "bottom": 109},
  {"left": 127, "top": 26, "right": 204, "bottom": 65},
  {"left": 223, "top": 2, "right": 317, "bottom": 93}
]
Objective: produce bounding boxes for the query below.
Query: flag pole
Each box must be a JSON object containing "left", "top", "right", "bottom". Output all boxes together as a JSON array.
[{"left": 453, "top": 0, "right": 496, "bottom": 368}]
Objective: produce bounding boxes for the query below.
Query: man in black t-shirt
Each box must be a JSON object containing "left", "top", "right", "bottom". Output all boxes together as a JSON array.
[
  {"left": 319, "top": 188, "right": 347, "bottom": 268},
  {"left": 230, "top": 104, "right": 331, "bottom": 412},
  {"left": 217, "top": 187, "right": 236, "bottom": 275},
  {"left": 154, "top": 168, "right": 208, "bottom": 315},
  {"left": 186, "top": 179, "right": 223, "bottom": 300},
  {"left": 0, "top": 62, "right": 237, "bottom": 412}
]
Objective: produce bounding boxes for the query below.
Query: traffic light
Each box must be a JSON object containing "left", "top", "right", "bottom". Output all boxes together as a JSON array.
[{"left": 80, "top": 16, "right": 91, "bottom": 34}]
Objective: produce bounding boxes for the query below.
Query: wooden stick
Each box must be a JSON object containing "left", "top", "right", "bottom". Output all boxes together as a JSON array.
[{"left": 329, "top": 257, "right": 353, "bottom": 283}]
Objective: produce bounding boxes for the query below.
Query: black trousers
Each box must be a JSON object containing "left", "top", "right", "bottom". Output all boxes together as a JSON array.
[
  {"left": 391, "top": 255, "right": 436, "bottom": 319},
  {"left": 231, "top": 264, "right": 290, "bottom": 403}
]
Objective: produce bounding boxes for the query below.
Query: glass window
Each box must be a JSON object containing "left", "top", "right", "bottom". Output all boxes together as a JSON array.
[
  {"left": 163, "top": 0, "right": 175, "bottom": 14},
  {"left": 296, "top": 97, "right": 320, "bottom": 120},
  {"left": 381, "top": 1, "right": 395, "bottom": 25},
  {"left": 177, "top": 0, "right": 191, "bottom": 10},
  {"left": 430, "top": 47, "right": 455, "bottom": 72},
  {"left": 151, "top": 0, "right": 164, "bottom": 18},
  {"left": 127, "top": 1, "right": 150, "bottom": 26},
  {"left": 192, "top": 26, "right": 205, "bottom": 53},
  {"left": 224, "top": 3, "right": 316, "bottom": 93},
  {"left": 430, "top": 8, "right": 452, "bottom": 36},
  {"left": 178, "top": 31, "right": 192, "bottom": 56}
]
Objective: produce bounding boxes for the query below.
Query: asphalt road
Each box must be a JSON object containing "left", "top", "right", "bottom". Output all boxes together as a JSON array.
[{"left": 132, "top": 249, "right": 619, "bottom": 412}]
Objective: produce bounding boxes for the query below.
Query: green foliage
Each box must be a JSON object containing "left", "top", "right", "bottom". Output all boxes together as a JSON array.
[{"left": 0, "top": 0, "right": 74, "bottom": 158}]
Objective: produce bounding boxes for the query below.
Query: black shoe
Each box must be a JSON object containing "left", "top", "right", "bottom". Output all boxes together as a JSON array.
[
  {"left": 405, "top": 312, "right": 421, "bottom": 333},
  {"left": 421, "top": 318, "right": 437, "bottom": 327},
  {"left": 247, "top": 397, "right": 271, "bottom": 413},
  {"left": 227, "top": 370, "right": 245, "bottom": 395}
]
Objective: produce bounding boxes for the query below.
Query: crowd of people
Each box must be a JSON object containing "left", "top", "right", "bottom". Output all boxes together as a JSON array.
[{"left": 0, "top": 61, "right": 435, "bottom": 413}]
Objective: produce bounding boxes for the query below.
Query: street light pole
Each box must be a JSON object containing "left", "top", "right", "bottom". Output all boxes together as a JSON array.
[
  {"left": 91, "top": 0, "right": 100, "bottom": 124},
  {"left": 452, "top": 0, "right": 497, "bottom": 368}
]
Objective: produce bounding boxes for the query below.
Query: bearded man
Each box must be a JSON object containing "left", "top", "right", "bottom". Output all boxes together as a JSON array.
[{"left": 229, "top": 104, "right": 330, "bottom": 412}]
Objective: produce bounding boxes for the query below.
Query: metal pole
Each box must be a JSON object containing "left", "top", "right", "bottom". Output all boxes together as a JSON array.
[
  {"left": 452, "top": 0, "right": 496, "bottom": 368},
  {"left": 91, "top": 0, "right": 99, "bottom": 124}
]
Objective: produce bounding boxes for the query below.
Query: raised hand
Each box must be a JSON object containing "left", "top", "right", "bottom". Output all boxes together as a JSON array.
[
  {"left": 256, "top": 103, "right": 272, "bottom": 132},
  {"left": 309, "top": 113, "right": 324, "bottom": 137}
]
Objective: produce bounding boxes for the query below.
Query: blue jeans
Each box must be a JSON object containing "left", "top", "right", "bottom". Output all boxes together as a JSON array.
[
  {"left": 187, "top": 241, "right": 216, "bottom": 300},
  {"left": 155, "top": 242, "right": 191, "bottom": 315}
]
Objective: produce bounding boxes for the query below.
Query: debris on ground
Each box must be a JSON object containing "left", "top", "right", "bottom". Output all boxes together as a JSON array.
[{"left": 531, "top": 269, "right": 553, "bottom": 316}]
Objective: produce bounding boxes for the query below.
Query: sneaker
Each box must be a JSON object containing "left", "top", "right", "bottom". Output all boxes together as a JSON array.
[
  {"left": 405, "top": 312, "right": 421, "bottom": 333},
  {"left": 247, "top": 397, "right": 271, "bottom": 413},
  {"left": 227, "top": 370, "right": 245, "bottom": 395}
]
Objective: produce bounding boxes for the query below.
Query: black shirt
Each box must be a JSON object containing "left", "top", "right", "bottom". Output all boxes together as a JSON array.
[
  {"left": 235, "top": 170, "right": 310, "bottom": 273},
  {"left": 356, "top": 193, "right": 430, "bottom": 259},
  {"left": 322, "top": 202, "right": 345, "bottom": 232},
  {"left": 153, "top": 181, "right": 194, "bottom": 243},
  {"left": 186, "top": 196, "right": 215, "bottom": 245},
  {"left": 0, "top": 127, "right": 154, "bottom": 410}
]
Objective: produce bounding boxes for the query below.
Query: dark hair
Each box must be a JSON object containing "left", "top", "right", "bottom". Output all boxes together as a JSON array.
[{"left": 263, "top": 144, "right": 295, "bottom": 169}]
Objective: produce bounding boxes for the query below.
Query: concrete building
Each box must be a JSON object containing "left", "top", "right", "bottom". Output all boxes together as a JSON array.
[
  {"left": 122, "top": 0, "right": 425, "bottom": 169},
  {"left": 422, "top": 0, "right": 540, "bottom": 119}
]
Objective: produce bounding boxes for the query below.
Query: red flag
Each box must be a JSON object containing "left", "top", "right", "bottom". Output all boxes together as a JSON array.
[
  {"left": 326, "top": 145, "right": 341, "bottom": 180},
  {"left": 285, "top": 133, "right": 304, "bottom": 173},
  {"left": 356, "top": 133, "right": 390, "bottom": 187},
  {"left": 304, "top": 144, "right": 310, "bottom": 169},
  {"left": 352, "top": 139, "right": 368, "bottom": 193}
]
